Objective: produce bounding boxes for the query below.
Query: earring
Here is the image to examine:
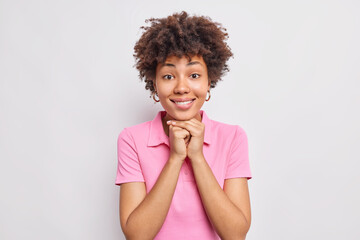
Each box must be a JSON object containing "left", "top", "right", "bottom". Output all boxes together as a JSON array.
[
  {"left": 205, "top": 90, "right": 211, "bottom": 101},
  {"left": 152, "top": 92, "right": 160, "bottom": 103}
]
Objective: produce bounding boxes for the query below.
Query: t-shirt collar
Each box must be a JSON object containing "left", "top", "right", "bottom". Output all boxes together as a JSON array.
[{"left": 148, "top": 110, "right": 212, "bottom": 147}]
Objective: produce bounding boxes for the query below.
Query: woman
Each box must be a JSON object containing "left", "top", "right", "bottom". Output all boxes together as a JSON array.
[{"left": 115, "top": 11, "right": 252, "bottom": 240}]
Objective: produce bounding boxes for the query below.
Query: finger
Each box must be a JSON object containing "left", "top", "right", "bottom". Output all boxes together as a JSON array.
[
  {"left": 171, "top": 126, "right": 190, "bottom": 139},
  {"left": 168, "top": 120, "right": 201, "bottom": 136},
  {"left": 189, "top": 118, "right": 202, "bottom": 124},
  {"left": 171, "top": 119, "right": 201, "bottom": 127},
  {"left": 185, "top": 134, "right": 191, "bottom": 144},
  {"left": 167, "top": 120, "right": 196, "bottom": 131}
]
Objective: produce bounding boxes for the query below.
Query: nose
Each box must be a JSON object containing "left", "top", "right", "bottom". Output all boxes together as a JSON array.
[{"left": 174, "top": 76, "right": 190, "bottom": 94}]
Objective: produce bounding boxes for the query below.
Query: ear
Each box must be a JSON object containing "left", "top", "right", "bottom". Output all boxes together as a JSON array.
[{"left": 153, "top": 80, "right": 157, "bottom": 91}]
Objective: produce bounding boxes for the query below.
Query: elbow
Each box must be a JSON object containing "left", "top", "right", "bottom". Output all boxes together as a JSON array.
[
  {"left": 232, "top": 230, "right": 249, "bottom": 240},
  {"left": 238, "top": 218, "right": 251, "bottom": 240},
  {"left": 123, "top": 232, "right": 148, "bottom": 240},
  {"left": 121, "top": 224, "right": 139, "bottom": 240},
  {"left": 229, "top": 230, "right": 248, "bottom": 240},
  {"left": 121, "top": 219, "right": 136, "bottom": 240},
  {"left": 121, "top": 216, "right": 139, "bottom": 240},
  {"left": 243, "top": 217, "right": 251, "bottom": 235},
  {"left": 238, "top": 211, "right": 251, "bottom": 239},
  {"left": 223, "top": 232, "right": 247, "bottom": 240},
  {"left": 228, "top": 218, "right": 251, "bottom": 240},
  {"left": 120, "top": 223, "right": 130, "bottom": 240},
  {"left": 239, "top": 229, "right": 249, "bottom": 240},
  {"left": 121, "top": 223, "right": 153, "bottom": 240},
  {"left": 240, "top": 221, "right": 251, "bottom": 240},
  {"left": 121, "top": 230, "right": 143, "bottom": 240}
]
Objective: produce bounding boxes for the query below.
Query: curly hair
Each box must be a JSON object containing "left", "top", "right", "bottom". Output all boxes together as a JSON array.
[{"left": 133, "top": 11, "right": 233, "bottom": 95}]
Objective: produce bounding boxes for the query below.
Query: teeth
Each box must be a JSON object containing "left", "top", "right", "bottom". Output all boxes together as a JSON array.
[{"left": 174, "top": 100, "right": 193, "bottom": 105}]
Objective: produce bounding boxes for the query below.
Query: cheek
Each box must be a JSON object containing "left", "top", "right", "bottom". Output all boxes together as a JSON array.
[
  {"left": 156, "top": 84, "right": 172, "bottom": 98},
  {"left": 192, "top": 83, "right": 209, "bottom": 96}
]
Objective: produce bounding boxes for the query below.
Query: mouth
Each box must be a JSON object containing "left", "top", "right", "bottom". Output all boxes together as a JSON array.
[
  {"left": 170, "top": 98, "right": 196, "bottom": 109},
  {"left": 170, "top": 99, "right": 195, "bottom": 105}
]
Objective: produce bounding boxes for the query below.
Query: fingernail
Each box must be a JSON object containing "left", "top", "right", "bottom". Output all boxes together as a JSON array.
[{"left": 167, "top": 120, "right": 171, "bottom": 124}]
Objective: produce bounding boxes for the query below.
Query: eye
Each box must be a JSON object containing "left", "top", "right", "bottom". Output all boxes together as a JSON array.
[
  {"left": 163, "top": 74, "right": 174, "bottom": 80},
  {"left": 190, "top": 73, "right": 200, "bottom": 79}
]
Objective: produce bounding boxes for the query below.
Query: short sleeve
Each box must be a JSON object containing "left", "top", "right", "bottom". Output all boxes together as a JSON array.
[
  {"left": 225, "top": 125, "right": 252, "bottom": 180},
  {"left": 115, "top": 128, "right": 145, "bottom": 185}
]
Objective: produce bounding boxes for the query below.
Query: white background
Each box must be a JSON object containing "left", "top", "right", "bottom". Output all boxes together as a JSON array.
[{"left": 1, "top": 0, "right": 359, "bottom": 239}]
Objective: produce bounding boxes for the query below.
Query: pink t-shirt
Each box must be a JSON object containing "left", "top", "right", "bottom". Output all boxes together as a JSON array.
[{"left": 115, "top": 110, "right": 252, "bottom": 239}]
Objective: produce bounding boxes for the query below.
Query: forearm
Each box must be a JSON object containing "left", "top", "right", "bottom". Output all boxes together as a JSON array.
[
  {"left": 124, "top": 157, "right": 183, "bottom": 240},
  {"left": 191, "top": 155, "right": 249, "bottom": 240}
]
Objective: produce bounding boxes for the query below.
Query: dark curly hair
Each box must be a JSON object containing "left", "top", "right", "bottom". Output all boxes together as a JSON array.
[{"left": 133, "top": 11, "right": 233, "bottom": 95}]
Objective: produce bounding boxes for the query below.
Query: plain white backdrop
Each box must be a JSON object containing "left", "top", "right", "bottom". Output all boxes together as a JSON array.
[{"left": 1, "top": 0, "right": 359, "bottom": 239}]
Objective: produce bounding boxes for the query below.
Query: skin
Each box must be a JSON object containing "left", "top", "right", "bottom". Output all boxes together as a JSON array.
[
  {"left": 120, "top": 55, "right": 251, "bottom": 240},
  {"left": 154, "top": 54, "right": 210, "bottom": 160}
]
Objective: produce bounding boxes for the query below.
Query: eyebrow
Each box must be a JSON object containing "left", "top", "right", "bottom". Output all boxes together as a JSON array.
[{"left": 162, "top": 61, "right": 203, "bottom": 68}]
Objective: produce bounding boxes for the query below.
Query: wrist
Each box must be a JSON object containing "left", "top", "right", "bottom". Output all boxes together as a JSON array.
[
  {"left": 169, "top": 154, "right": 186, "bottom": 163},
  {"left": 188, "top": 152, "right": 205, "bottom": 163}
]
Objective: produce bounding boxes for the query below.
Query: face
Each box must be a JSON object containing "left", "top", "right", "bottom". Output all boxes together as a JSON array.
[{"left": 154, "top": 54, "right": 210, "bottom": 121}]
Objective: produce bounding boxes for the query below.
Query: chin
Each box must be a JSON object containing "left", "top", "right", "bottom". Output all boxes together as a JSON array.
[{"left": 167, "top": 110, "right": 199, "bottom": 121}]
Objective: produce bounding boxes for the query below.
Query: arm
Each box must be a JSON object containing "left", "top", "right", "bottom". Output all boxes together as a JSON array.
[
  {"left": 191, "top": 156, "right": 251, "bottom": 240},
  {"left": 120, "top": 157, "right": 183, "bottom": 240},
  {"left": 165, "top": 120, "right": 251, "bottom": 239}
]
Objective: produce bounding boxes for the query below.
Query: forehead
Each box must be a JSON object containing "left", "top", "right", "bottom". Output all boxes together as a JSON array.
[{"left": 159, "top": 54, "right": 206, "bottom": 67}]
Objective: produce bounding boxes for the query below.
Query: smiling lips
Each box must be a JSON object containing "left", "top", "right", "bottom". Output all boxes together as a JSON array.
[
  {"left": 170, "top": 98, "right": 195, "bottom": 109},
  {"left": 170, "top": 98, "right": 196, "bottom": 102}
]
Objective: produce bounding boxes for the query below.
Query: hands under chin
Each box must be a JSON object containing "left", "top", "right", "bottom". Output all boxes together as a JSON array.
[{"left": 167, "top": 118, "right": 205, "bottom": 162}]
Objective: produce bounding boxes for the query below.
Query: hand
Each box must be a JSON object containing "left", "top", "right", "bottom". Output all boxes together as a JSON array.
[
  {"left": 168, "top": 124, "right": 190, "bottom": 162},
  {"left": 167, "top": 118, "right": 205, "bottom": 161}
]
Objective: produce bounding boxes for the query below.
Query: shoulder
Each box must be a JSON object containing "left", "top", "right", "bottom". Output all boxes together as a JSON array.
[
  {"left": 117, "top": 120, "right": 152, "bottom": 143},
  {"left": 207, "top": 118, "right": 247, "bottom": 148},
  {"left": 210, "top": 118, "right": 247, "bottom": 137}
]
